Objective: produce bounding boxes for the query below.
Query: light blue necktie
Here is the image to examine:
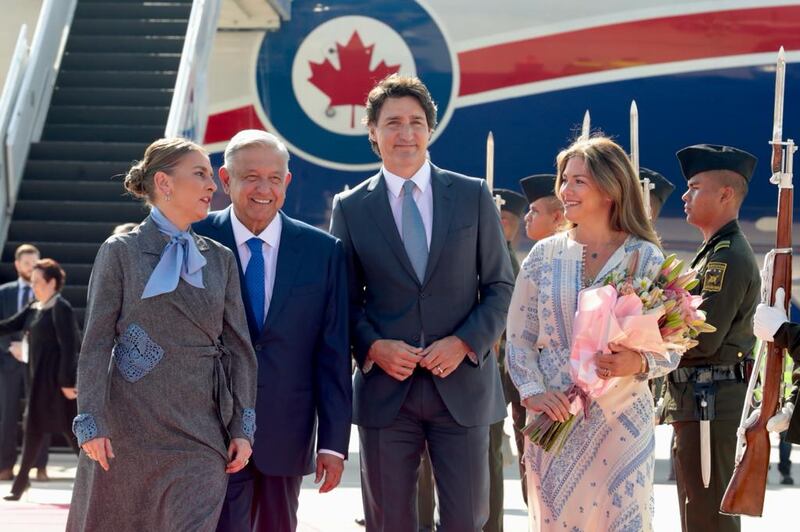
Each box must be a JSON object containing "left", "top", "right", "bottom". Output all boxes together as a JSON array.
[
  {"left": 245, "top": 238, "right": 266, "bottom": 327},
  {"left": 141, "top": 207, "right": 206, "bottom": 299},
  {"left": 402, "top": 180, "right": 428, "bottom": 282}
]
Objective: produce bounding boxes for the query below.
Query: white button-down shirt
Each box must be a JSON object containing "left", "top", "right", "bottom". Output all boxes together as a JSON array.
[
  {"left": 230, "top": 209, "right": 281, "bottom": 320},
  {"left": 230, "top": 209, "right": 343, "bottom": 460},
  {"left": 383, "top": 162, "right": 433, "bottom": 248}
]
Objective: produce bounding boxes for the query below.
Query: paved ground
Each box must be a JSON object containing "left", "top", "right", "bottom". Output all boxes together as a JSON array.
[{"left": 1, "top": 422, "right": 797, "bottom": 531}]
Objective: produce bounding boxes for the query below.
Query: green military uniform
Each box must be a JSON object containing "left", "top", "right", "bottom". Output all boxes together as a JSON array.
[
  {"left": 663, "top": 219, "right": 760, "bottom": 532},
  {"left": 772, "top": 322, "right": 800, "bottom": 443},
  {"left": 484, "top": 241, "right": 522, "bottom": 532}
]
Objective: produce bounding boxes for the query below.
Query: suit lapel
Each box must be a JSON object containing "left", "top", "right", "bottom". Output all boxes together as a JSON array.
[
  {"left": 423, "top": 165, "right": 454, "bottom": 287},
  {"left": 263, "top": 212, "right": 303, "bottom": 331},
  {"left": 364, "top": 172, "right": 420, "bottom": 283},
  {"left": 214, "top": 207, "right": 262, "bottom": 341}
]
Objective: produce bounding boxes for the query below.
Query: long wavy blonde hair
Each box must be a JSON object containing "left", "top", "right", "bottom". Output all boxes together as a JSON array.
[{"left": 554, "top": 137, "right": 661, "bottom": 247}]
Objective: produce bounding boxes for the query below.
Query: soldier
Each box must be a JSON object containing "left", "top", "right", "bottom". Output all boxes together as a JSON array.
[
  {"left": 641, "top": 166, "right": 675, "bottom": 220},
  {"left": 519, "top": 174, "right": 564, "bottom": 241},
  {"left": 663, "top": 144, "right": 760, "bottom": 532}
]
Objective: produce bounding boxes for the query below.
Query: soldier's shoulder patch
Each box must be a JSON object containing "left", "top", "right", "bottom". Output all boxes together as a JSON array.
[
  {"left": 713, "top": 240, "right": 731, "bottom": 253},
  {"left": 703, "top": 261, "right": 727, "bottom": 292}
]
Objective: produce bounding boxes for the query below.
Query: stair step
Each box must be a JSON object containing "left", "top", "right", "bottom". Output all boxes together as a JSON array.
[
  {"left": 71, "top": 19, "right": 188, "bottom": 36},
  {"left": 19, "top": 181, "right": 126, "bottom": 202},
  {"left": 8, "top": 221, "right": 121, "bottom": 243},
  {"left": 74, "top": 3, "right": 192, "bottom": 20},
  {"left": 61, "top": 52, "right": 181, "bottom": 71},
  {"left": 61, "top": 285, "right": 88, "bottom": 309},
  {"left": 67, "top": 35, "right": 185, "bottom": 54},
  {"left": 48, "top": 106, "right": 169, "bottom": 125},
  {"left": 0, "top": 262, "right": 93, "bottom": 286},
  {"left": 57, "top": 70, "right": 177, "bottom": 89},
  {"left": 13, "top": 200, "right": 148, "bottom": 223},
  {"left": 29, "top": 142, "right": 149, "bottom": 162},
  {"left": 24, "top": 160, "right": 132, "bottom": 181},
  {"left": 4, "top": 241, "right": 102, "bottom": 264},
  {"left": 52, "top": 87, "right": 174, "bottom": 106},
  {"left": 42, "top": 124, "right": 164, "bottom": 143}
]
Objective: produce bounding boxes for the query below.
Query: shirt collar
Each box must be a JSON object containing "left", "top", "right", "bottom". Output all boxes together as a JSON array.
[
  {"left": 230, "top": 208, "right": 282, "bottom": 249},
  {"left": 17, "top": 279, "right": 30, "bottom": 288},
  {"left": 382, "top": 161, "right": 432, "bottom": 199}
]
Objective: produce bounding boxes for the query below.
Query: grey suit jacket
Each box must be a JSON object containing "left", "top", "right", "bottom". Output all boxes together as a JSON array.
[{"left": 330, "top": 164, "right": 514, "bottom": 428}]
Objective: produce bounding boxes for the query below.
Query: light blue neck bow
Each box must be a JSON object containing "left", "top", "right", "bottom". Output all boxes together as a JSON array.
[{"left": 141, "top": 207, "right": 207, "bottom": 299}]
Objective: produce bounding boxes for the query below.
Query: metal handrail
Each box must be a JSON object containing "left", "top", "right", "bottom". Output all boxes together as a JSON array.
[
  {"left": 165, "top": 0, "right": 223, "bottom": 142},
  {"left": 0, "top": 25, "right": 30, "bottom": 217},
  {"left": 2, "top": 0, "right": 77, "bottom": 244}
]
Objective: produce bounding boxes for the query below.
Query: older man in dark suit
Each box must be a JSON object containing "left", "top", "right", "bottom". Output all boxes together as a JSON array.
[
  {"left": 0, "top": 244, "right": 48, "bottom": 481},
  {"left": 195, "top": 130, "right": 352, "bottom": 532},
  {"left": 330, "top": 75, "right": 514, "bottom": 532}
]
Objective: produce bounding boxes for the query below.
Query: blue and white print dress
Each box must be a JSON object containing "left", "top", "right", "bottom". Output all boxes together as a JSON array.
[{"left": 507, "top": 232, "right": 680, "bottom": 532}]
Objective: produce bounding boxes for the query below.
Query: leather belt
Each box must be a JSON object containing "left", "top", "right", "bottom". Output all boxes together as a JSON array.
[{"left": 669, "top": 364, "right": 743, "bottom": 384}]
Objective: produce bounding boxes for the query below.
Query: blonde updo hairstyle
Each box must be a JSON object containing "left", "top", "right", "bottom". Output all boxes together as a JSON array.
[
  {"left": 124, "top": 138, "right": 206, "bottom": 203},
  {"left": 554, "top": 137, "right": 661, "bottom": 247}
]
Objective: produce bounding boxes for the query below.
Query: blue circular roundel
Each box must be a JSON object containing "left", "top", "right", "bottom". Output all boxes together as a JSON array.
[{"left": 255, "top": 0, "right": 456, "bottom": 170}]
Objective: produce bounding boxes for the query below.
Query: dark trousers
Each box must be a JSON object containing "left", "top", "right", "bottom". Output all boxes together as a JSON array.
[
  {"left": 778, "top": 430, "right": 793, "bottom": 477},
  {"left": 484, "top": 420, "right": 504, "bottom": 532},
  {"left": 9, "top": 429, "right": 76, "bottom": 495},
  {"left": 360, "top": 372, "right": 490, "bottom": 532},
  {"left": 0, "top": 364, "right": 48, "bottom": 471},
  {"left": 216, "top": 463, "right": 303, "bottom": 532},
  {"left": 509, "top": 399, "right": 527, "bottom": 505},
  {"left": 673, "top": 420, "right": 740, "bottom": 532}
]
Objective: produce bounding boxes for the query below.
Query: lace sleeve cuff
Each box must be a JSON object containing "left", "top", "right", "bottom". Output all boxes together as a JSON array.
[
  {"left": 517, "top": 381, "right": 546, "bottom": 400},
  {"left": 72, "top": 413, "right": 99, "bottom": 446},
  {"left": 241, "top": 408, "right": 256, "bottom": 444}
]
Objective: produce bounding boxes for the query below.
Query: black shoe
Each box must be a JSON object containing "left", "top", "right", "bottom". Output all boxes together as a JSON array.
[
  {"left": 3, "top": 481, "right": 30, "bottom": 501},
  {"left": 355, "top": 518, "right": 366, "bottom": 527},
  {"left": 781, "top": 475, "right": 794, "bottom": 485}
]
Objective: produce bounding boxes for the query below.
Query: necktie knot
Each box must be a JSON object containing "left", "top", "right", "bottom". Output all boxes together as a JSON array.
[
  {"left": 402, "top": 180, "right": 416, "bottom": 196},
  {"left": 246, "top": 237, "right": 263, "bottom": 254}
]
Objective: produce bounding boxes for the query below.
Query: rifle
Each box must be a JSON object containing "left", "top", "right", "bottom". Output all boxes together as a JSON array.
[{"left": 720, "top": 47, "right": 795, "bottom": 517}]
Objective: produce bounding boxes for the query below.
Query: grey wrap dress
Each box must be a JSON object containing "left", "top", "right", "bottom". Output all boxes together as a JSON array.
[{"left": 66, "top": 216, "right": 257, "bottom": 532}]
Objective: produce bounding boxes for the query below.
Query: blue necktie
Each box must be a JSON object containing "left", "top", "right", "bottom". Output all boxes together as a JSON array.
[
  {"left": 20, "top": 285, "right": 31, "bottom": 309},
  {"left": 402, "top": 180, "right": 428, "bottom": 282},
  {"left": 245, "top": 238, "right": 266, "bottom": 327}
]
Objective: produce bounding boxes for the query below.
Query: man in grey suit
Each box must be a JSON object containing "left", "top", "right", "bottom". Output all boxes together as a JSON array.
[
  {"left": 330, "top": 75, "right": 514, "bottom": 531},
  {"left": 0, "top": 244, "right": 48, "bottom": 481}
]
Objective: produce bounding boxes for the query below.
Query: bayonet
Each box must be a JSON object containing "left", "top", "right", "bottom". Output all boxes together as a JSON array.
[{"left": 580, "top": 110, "right": 590, "bottom": 141}]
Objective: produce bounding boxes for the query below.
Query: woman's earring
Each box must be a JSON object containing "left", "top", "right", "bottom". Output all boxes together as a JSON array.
[{"left": 165, "top": 193, "right": 171, "bottom": 202}]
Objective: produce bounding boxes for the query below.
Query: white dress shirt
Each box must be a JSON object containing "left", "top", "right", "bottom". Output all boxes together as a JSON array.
[
  {"left": 230, "top": 209, "right": 281, "bottom": 320},
  {"left": 383, "top": 162, "right": 433, "bottom": 249},
  {"left": 230, "top": 209, "right": 343, "bottom": 460}
]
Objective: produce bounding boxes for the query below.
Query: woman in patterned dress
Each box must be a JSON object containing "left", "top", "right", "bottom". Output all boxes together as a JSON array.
[
  {"left": 66, "top": 139, "right": 257, "bottom": 531},
  {"left": 507, "top": 137, "right": 680, "bottom": 531}
]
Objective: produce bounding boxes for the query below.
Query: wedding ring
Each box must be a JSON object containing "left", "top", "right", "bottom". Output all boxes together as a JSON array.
[{"left": 436, "top": 366, "right": 443, "bottom": 374}]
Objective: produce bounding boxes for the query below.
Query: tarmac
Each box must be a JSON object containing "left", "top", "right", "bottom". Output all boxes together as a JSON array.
[{"left": 1, "top": 419, "right": 798, "bottom": 531}]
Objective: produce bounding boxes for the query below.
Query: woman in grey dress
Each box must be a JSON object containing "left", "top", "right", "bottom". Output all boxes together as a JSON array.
[{"left": 66, "top": 138, "right": 257, "bottom": 531}]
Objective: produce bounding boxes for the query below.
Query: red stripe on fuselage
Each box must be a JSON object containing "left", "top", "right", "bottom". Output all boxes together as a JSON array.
[
  {"left": 204, "top": 105, "right": 266, "bottom": 144},
  {"left": 458, "top": 5, "right": 800, "bottom": 96}
]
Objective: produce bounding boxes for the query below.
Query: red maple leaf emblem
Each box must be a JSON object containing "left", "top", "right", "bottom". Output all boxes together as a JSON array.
[{"left": 308, "top": 31, "right": 401, "bottom": 128}]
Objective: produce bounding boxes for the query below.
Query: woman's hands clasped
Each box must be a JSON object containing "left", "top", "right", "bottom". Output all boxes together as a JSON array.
[
  {"left": 522, "top": 391, "right": 571, "bottom": 422},
  {"left": 226, "top": 437, "right": 252, "bottom": 474},
  {"left": 82, "top": 437, "right": 115, "bottom": 471}
]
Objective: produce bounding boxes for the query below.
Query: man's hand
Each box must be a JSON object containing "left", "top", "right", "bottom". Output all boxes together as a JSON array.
[
  {"left": 754, "top": 287, "right": 789, "bottom": 342},
  {"left": 419, "top": 336, "right": 470, "bottom": 378},
  {"left": 8, "top": 341, "right": 22, "bottom": 362},
  {"left": 368, "top": 339, "right": 422, "bottom": 381},
  {"left": 315, "top": 453, "right": 344, "bottom": 493}
]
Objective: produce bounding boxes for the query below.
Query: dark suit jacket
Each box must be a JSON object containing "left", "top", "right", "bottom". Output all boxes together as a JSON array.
[
  {"left": 0, "top": 281, "right": 24, "bottom": 373},
  {"left": 194, "top": 208, "right": 352, "bottom": 476},
  {"left": 330, "top": 165, "right": 514, "bottom": 428}
]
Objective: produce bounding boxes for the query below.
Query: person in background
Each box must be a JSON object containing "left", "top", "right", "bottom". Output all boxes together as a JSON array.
[
  {"left": 641, "top": 167, "right": 676, "bottom": 220},
  {"left": 663, "top": 144, "right": 760, "bottom": 532},
  {"left": 0, "top": 244, "right": 49, "bottom": 482},
  {"left": 519, "top": 174, "right": 565, "bottom": 242},
  {"left": 0, "top": 259, "right": 80, "bottom": 500},
  {"left": 66, "top": 138, "right": 257, "bottom": 531}
]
